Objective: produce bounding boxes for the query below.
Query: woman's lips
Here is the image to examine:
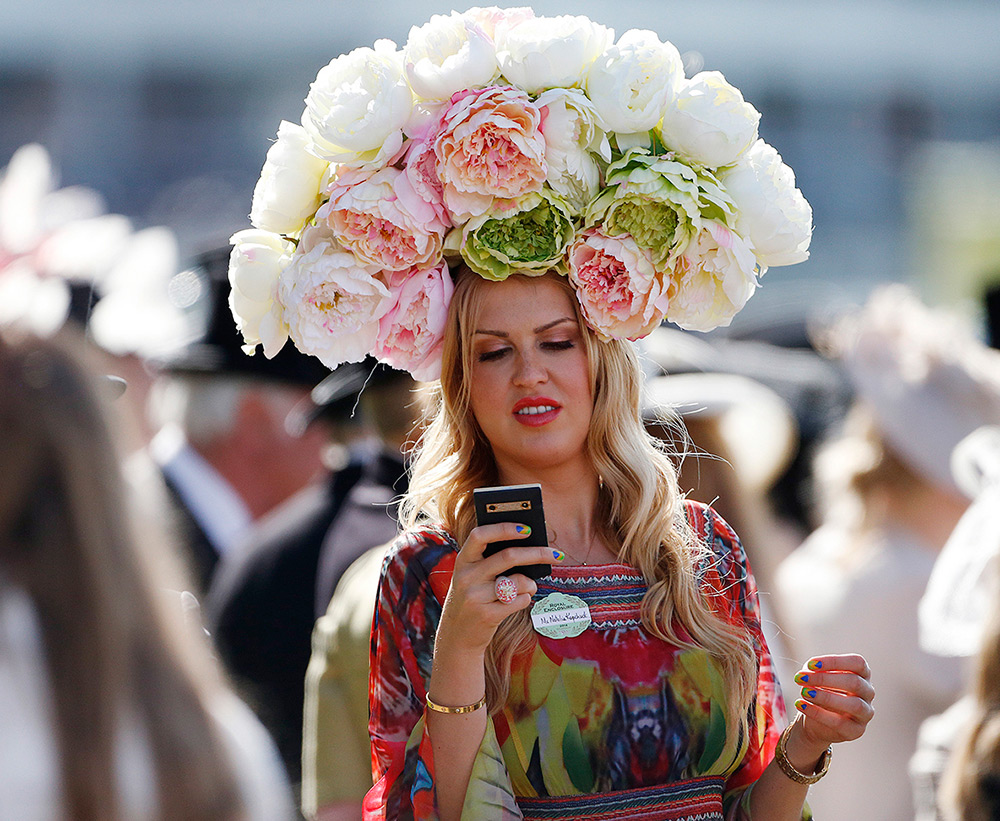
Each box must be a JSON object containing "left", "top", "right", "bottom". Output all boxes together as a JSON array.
[{"left": 512, "top": 397, "right": 561, "bottom": 427}]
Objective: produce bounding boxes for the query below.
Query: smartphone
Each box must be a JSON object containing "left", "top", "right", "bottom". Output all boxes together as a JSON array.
[{"left": 473, "top": 483, "right": 551, "bottom": 580}]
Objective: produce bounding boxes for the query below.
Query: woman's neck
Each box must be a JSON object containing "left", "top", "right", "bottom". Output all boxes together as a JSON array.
[{"left": 496, "top": 463, "right": 613, "bottom": 565}]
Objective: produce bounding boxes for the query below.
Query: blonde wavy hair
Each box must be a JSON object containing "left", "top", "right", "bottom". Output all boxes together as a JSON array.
[{"left": 401, "top": 269, "right": 758, "bottom": 748}]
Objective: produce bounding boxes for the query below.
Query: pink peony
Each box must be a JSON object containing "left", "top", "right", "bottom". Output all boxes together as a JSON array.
[
  {"left": 434, "top": 85, "right": 546, "bottom": 222},
  {"left": 567, "top": 229, "right": 668, "bottom": 341},
  {"left": 402, "top": 138, "right": 452, "bottom": 229},
  {"left": 320, "top": 166, "right": 447, "bottom": 272},
  {"left": 374, "top": 262, "right": 454, "bottom": 380}
]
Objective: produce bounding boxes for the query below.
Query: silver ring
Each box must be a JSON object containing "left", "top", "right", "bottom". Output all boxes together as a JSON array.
[{"left": 495, "top": 575, "right": 518, "bottom": 604}]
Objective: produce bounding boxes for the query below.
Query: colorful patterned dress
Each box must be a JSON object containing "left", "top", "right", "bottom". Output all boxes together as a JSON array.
[{"left": 366, "top": 501, "right": 799, "bottom": 820}]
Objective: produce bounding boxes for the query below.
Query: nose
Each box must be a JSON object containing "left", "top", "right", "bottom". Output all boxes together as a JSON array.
[{"left": 512, "top": 349, "right": 547, "bottom": 387}]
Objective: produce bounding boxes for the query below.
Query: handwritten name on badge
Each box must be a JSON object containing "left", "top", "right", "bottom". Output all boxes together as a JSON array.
[{"left": 531, "top": 592, "right": 591, "bottom": 639}]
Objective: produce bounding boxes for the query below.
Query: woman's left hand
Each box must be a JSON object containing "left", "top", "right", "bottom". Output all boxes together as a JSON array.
[{"left": 789, "top": 653, "right": 875, "bottom": 750}]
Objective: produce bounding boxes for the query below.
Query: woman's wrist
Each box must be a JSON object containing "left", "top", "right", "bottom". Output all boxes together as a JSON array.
[{"left": 781, "top": 717, "right": 832, "bottom": 776}]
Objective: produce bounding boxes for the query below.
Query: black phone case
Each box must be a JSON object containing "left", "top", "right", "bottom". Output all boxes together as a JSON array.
[{"left": 473, "top": 483, "right": 551, "bottom": 580}]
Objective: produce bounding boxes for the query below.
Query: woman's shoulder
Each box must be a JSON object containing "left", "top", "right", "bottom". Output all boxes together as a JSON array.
[
  {"left": 681, "top": 499, "right": 751, "bottom": 593},
  {"left": 377, "top": 524, "right": 460, "bottom": 605}
]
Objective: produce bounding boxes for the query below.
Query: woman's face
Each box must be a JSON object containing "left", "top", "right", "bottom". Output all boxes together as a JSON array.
[{"left": 468, "top": 275, "right": 593, "bottom": 479}]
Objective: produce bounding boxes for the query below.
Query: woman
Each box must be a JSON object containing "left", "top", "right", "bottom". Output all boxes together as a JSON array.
[
  {"left": 366, "top": 269, "right": 875, "bottom": 820},
  {"left": 0, "top": 326, "right": 294, "bottom": 820}
]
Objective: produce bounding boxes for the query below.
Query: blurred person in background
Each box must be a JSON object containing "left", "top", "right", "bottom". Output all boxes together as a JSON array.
[
  {"left": 0, "top": 142, "right": 185, "bottom": 452},
  {"left": 298, "top": 369, "right": 424, "bottom": 821},
  {"left": 0, "top": 324, "right": 294, "bottom": 820},
  {"left": 207, "top": 361, "right": 415, "bottom": 792},
  {"left": 776, "top": 285, "right": 1000, "bottom": 820},
  {"left": 910, "top": 426, "right": 1000, "bottom": 819},
  {"left": 145, "top": 244, "right": 329, "bottom": 593}
]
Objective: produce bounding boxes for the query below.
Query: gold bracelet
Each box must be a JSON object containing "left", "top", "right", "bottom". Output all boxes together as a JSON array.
[
  {"left": 774, "top": 717, "right": 832, "bottom": 785},
  {"left": 425, "top": 692, "right": 487, "bottom": 715}
]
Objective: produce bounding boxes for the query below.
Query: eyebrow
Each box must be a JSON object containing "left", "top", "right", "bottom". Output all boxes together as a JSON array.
[{"left": 473, "top": 317, "right": 576, "bottom": 337}]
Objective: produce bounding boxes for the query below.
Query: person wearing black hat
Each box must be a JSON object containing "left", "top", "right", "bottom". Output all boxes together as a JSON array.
[
  {"left": 204, "top": 359, "right": 417, "bottom": 793},
  {"left": 146, "top": 244, "right": 330, "bottom": 594}
]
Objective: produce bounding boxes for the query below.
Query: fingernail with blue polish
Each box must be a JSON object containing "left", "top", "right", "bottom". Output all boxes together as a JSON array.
[
  {"left": 795, "top": 699, "right": 809, "bottom": 712},
  {"left": 808, "top": 659, "right": 823, "bottom": 671},
  {"left": 794, "top": 673, "right": 809, "bottom": 685},
  {"left": 516, "top": 525, "right": 531, "bottom": 535},
  {"left": 801, "top": 687, "right": 817, "bottom": 699},
  {"left": 552, "top": 549, "right": 565, "bottom": 561}
]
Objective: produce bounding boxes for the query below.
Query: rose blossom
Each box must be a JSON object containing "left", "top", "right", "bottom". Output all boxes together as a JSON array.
[
  {"left": 278, "top": 238, "right": 392, "bottom": 370},
  {"left": 495, "top": 15, "right": 613, "bottom": 94},
  {"left": 585, "top": 30, "right": 683, "bottom": 135},
  {"left": 228, "top": 229, "right": 293, "bottom": 358},
  {"left": 302, "top": 39, "right": 413, "bottom": 167},
  {"left": 403, "top": 11, "right": 498, "bottom": 101},
  {"left": 536, "top": 87, "right": 610, "bottom": 215},
  {"left": 717, "top": 139, "right": 812, "bottom": 267},
  {"left": 567, "top": 229, "right": 667, "bottom": 341},
  {"left": 319, "top": 166, "right": 447, "bottom": 272},
  {"left": 666, "top": 220, "right": 759, "bottom": 332},
  {"left": 250, "top": 121, "right": 329, "bottom": 236},
  {"left": 658, "top": 70, "right": 760, "bottom": 169},
  {"left": 434, "top": 85, "right": 546, "bottom": 222},
  {"left": 374, "top": 262, "right": 454, "bottom": 380}
]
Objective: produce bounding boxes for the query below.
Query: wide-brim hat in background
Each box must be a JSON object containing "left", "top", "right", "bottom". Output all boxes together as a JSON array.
[
  {"left": 285, "top": 357, "right": 412, "bottom": 437},
  {"left": 819, "top": 284, "right": 1000, "bottom": 498},
  {"left": 643, "top": 370, "right": 799, "bottom": 494},
  {"left": 151, "top": 244, "right": 330, "bottom": 388},
  {"left": 919, "top": 425, "right": 1000, "bottom": 657}
]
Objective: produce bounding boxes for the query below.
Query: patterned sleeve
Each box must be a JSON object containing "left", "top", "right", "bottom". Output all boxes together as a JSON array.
[
  {"left": 685, "top": 502, "right": 809, "bottom": 821},
  {"left": 363, "top": 526, "right": 522, "bottom": 820}
]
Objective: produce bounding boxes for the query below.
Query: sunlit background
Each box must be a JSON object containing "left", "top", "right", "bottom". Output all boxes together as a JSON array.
[{"left": 4, "top": 0, "right": 1000, "bottom": 339}]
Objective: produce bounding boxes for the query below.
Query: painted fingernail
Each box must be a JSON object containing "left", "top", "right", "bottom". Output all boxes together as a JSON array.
[
  {"left": 794, "top": 673, "right": 809, "bottom": 685},
  {"left": 552, "top": 549, "right": 565, "bottom": 561},
  {"left": 795, "top": 699, "right": 809, "bottom": 712},
  {"left": 516, "top": 525, "right": 531, "bottom": 535},
  {"left": 808, "top": 659, "right": 823, "bottom": 671},
  {"left": 801, "top": 687, "right": 818, "bottom": 700}
]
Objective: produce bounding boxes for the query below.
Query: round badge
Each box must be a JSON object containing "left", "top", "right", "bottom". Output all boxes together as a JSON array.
[{"left": 530, "top": 592, "right": 592, "bottom": 639}]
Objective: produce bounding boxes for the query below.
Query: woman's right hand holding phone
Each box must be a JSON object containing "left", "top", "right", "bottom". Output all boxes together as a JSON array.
[{"left": 436, "top": 523, "right": 561, "bottom": 655}]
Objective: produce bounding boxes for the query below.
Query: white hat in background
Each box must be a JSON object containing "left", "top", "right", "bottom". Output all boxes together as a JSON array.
[
  {"left": 821, "top": 284, "right": 1000, "bottom": 497},
  {"left": 919, "top": 425, "right": 1000, "bottom": 657},
  {"left": 0, "top": 143, "right": 184, "bottom": 357},
  {"left": 643, "top": 371, "right": 799, "bottom": 493}
]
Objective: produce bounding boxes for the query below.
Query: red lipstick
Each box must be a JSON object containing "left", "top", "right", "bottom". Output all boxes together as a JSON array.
[{"left": 512, "top": 396, "right": 561, "bottom": 427}]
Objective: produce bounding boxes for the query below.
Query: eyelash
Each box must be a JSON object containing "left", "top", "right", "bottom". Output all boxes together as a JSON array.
[{"left": 476, "top": 339, "right": 575, "bottom": 363}]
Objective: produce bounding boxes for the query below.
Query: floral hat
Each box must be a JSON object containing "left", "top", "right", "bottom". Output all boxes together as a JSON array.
[{"left": 229, "top": 7, "right": 813, "bottom": 381}]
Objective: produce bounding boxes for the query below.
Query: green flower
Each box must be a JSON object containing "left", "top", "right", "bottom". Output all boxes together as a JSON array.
[
  {"left": 585, "top": 148, "right": 736, "bottom": 267},
  {"left": 460, "top": 188, "right": 576, "bottom": 281}
]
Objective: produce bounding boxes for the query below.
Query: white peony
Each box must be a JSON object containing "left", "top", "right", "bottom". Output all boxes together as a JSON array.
[
  {"left": 302, "top": 39, "right": 413, "bottom": 167},
  {"left": 228, "top": 229, "right": 293, "bottom": 358},
  {"left": 278, "top": 237, "right": 392, "bottom": 370},
  {"left": 464, "top": 6, "right": 535, "bottom": 40},
  {"left": 586, "top": 30, "right": 683, "bottom": 134},
  {"left": 666, "top": 220, "right": 759, "bottom": 332},
  {"left": 404, "top": 12, "right": 498, "bottom": 101},
  {"left": 496, "top": 15, "right": 613, "bottom": 94},
  {"left": 536, "top": 87, "right": 610, "bottom": 214},
  {"left": 718, "top": 139, "right": 812, "bottom": 267},
  {"left": 250, "top": 121, "right": 329, "bottom": 236},
  {"left": 658, "top": 70, "right": 760, "bottom": 169}
]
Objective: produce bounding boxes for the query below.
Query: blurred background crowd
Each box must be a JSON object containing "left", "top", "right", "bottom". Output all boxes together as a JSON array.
[{"left": 3, "top": 1, "right": 1000, "bottom": 819}]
